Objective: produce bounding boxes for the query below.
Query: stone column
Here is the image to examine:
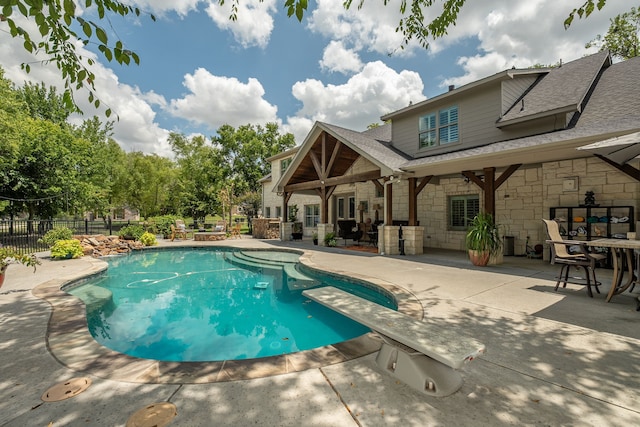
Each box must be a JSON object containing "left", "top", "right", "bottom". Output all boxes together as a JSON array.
[
  {"left": 281, "top": 222, "right": 293, "bottom": 241},
  {"left": 381, "top": 225, "right": 400, "bottom": 255},
  {"left": 402, "top": 226, "right": 424, "bottom": 255}
]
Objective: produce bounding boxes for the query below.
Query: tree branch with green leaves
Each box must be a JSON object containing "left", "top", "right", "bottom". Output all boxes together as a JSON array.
[{"left": 0, "top": 0, "right": 155, "bottom": 116}]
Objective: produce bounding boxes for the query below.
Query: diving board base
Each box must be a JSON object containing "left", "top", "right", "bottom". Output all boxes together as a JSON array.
[{"left": 376, "top": 340, "right": 463, "bottom": 397}]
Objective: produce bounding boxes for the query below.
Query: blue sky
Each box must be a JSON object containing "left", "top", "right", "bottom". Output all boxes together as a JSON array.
[{"left": 0, "top": 0, "right": 630, "bottom": 157}]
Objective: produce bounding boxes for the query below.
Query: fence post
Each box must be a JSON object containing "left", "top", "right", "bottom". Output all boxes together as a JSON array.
[
  {"left": 108, "top": 217, "right": 112, "bottom": 235},
  {"left": 85, "top": 219, "right": 89, "bottom": 234}
]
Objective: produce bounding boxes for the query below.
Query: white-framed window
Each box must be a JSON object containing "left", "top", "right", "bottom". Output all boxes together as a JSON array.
[
  {"left": 305, "top": 204, "right": 320, "bottom": 228},
  {"left": 265, "top": 207, "right": 271, "bottom": 218},
  {"left": 419, "top": 106, "right": 458, "bottom": 148},
  {"left": 348, "top": 196, "right": 356, "bottom": 219},
  {"left": 419, "top": 113, "right": 436, "bottom": 147},
  {"left": 337, "top": 197, "right": 345, "bottom": 219},
  {"left": 449, "top": 195, "right": 479, "bottom": 231},
  {"left": 280, "top": 158, "right": 292, "bottom": 175},
  {"left": 275, "top": 206, "right": 282, "bottom": 219}
]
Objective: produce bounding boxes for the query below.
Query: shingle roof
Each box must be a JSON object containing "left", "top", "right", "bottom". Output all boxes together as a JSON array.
[
  {"left": 319, "top": 122, "right": 409, "bottom": 172},
  {"left": 577, "top": 55, "right": 640, "bottom": 126},
  {"left": 498, "top": 51, "right": 611, "bottom": 126},
  {"left": 401, "top": 56, "right": 640, "bottom": 172}
]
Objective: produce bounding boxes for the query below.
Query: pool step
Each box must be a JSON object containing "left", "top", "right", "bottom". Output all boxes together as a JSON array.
[
  {"left": 224, "top": 251, "right": 319, "bottom": 290},
  {"left": 224, "top": 251, "right": 286, "bottom": 270}
]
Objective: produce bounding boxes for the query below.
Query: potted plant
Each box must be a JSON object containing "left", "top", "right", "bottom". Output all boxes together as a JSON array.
[
  {"left": 312, "top": 232, "right": 318, "bottom": 245},
  {"left": 465, "top": 212, "right": 501, "bottom": 266},
  {"left": 324, "top": 231, "right": 337, "bottom": 247},
  {"left": 291, "top": 221, "right": 303, "bottom": 240},
  {"left": 0, "top": 247, "right": 40, "bottom": 289},
  {"left": 118, "top": 224, "right": 145, "bottom": 241},
  {"left": 288, "top": 204, "right": 299, "bottom": 222}
]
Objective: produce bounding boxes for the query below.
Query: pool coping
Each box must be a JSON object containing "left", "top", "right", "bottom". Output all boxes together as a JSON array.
[{"left": 33, "top": 247, "right": 424, "bottom": 384}]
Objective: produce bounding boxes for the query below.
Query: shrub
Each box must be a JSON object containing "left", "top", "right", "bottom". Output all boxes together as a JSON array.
[
  {"left": 50, "top": 239, "right": 84, "bottom": 260},
  {"left": 146, "top": 215, "right": 180, "bottom": 238},
  {"left": 118, "top": 225, "right": 145, "bottom": 240},
  {"left": 40, "top": 227, "right": 73, "bottom": 247},
  {"left": 139, "top": 232, "right": 157, "bottom": 247}
]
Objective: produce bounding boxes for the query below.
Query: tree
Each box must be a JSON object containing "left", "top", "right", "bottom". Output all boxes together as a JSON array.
[
  {"left": 2, "top": 118, "right": 89, "bottom": 221},
  {"left": 73, "top": 116, "right": 129, "bottom": 219},
  {"left": 586, "top": 6, "right": 639, "bottom": 60},
  {"left": 18, "top": 81, "right": 77, "bottom": 124},
  {"left": 169, "top": 133, "right": 221, "bottom": 223},
  {"left": 1, "top": 0, "right": 609, "bottom": 114},
  {"left": 114, "top": 152, "right": 178, "bottom": 219},
  {"left": 211, "top": 123, "right": 295, "bottom": 226}
]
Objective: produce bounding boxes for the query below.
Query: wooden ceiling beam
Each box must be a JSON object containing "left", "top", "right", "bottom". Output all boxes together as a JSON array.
[
  {"left": 595, "top": 154, "right": 640, "bottom": 182},
  {"left": 284, "top": 170, "right": 381, "bottom": 192}
]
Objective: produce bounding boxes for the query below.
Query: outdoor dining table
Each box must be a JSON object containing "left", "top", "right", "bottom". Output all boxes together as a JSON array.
[{"left": 585, "top": 238, "right": 640, "bottom": 303}]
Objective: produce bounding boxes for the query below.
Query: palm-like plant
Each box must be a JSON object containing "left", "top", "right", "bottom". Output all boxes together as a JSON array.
[{"left": 465, "top": 213, "right": 501, "bottom": 265}]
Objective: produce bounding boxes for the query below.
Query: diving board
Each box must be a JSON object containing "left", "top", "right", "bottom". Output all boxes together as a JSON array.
[{"left": 302, "top": 286, "right": 485, "bottom": 397}]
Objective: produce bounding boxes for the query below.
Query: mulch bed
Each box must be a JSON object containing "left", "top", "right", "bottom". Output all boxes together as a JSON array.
[{"left": 342, "top": 245, "right": 378, "bottom": 254}]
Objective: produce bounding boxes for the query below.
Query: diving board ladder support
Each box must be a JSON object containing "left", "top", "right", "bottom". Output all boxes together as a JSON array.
[{"left": 375, "top": 335, "right": 463, "bottom": 397}]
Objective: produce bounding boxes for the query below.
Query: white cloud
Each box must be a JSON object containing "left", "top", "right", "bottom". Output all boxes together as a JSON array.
[
  {"left": 167, "top": 68, "right": 279, "bottom": 129},
  {"left": 319, "top": 41, "right": 363, "bottom": 74},
  {"left": 435, "top": 0, "right": 632, "bottom": 88},
  {"left": 306, "top": 0, "right": 631, "bottom": 91},
  {"left": 0, "top": 16, "right": 173, "bottom": 157},
  {"left": 308, "top": 0, "right": 418, "bottom": 57},
  {"left": 205, "top": 0, "right": 277, "bottom": 48},
  {"left": 129, "top": 0, "right": 201, "bottom": 17},
  {"left": 285, "top": 61, "right": 425, "bottom": 142}
]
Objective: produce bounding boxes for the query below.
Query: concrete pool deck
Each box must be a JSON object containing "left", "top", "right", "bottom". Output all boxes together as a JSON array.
[{"left": 1, "top": 237, "right": 639, "bottom": 426}]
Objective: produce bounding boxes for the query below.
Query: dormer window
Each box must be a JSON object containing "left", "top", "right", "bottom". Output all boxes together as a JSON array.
[{"left": 419, "top": 106, "right": 459, "bottom": 148}]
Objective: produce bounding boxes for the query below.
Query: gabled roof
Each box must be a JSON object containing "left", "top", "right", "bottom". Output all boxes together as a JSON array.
[
  {"left": 320, "top": 122, "right": 409, "bottom": 172},
  {"left": 274, "top": 121, "right": 409, "bottom": 193},
  {"left": 400, "top": 55, "right": 640, "bottom": 175},
  {"left": 497, "top": 51, "right": 611, "bottom": 127}
]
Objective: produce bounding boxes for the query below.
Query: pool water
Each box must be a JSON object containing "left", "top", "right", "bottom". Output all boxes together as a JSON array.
[{"left": 68, "top": 248, "right": 396, "bottom": 362}]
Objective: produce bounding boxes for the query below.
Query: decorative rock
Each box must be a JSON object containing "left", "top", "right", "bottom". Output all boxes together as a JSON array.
[{"left": 73, "top": 234, "right": 145, "bottom": 258}]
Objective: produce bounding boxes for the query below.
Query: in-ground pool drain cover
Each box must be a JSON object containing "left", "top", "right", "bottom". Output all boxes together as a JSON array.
[
  {"left": 126, "top": 402, "right": 177, "bottom": 427},
  {"left": 41, "top": 377, "right": 92, "bottom": 402}
]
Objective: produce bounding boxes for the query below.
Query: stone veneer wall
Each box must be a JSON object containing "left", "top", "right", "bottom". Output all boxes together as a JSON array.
[{"left": 415, "top": 157, "right": 639, "bottom": 256}]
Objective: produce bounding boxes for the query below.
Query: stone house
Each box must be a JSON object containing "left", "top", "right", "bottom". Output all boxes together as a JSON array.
[
  {"left": 263, "top": 51, "right": 640, "bottom": 255},
  {"left": 261, "top": 147, "right": 322, "bottom": 238}
]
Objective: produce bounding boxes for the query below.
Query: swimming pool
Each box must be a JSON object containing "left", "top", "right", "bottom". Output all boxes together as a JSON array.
[{"left": 67, "top": 248, "right": 397, "bottom": 362}]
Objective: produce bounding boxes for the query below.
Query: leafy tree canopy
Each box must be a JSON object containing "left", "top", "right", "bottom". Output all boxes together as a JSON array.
[{"left": 586, "top": 6, "right": 639, "bottom": 60}]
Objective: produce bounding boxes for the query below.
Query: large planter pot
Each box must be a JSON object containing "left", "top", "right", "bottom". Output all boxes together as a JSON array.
[
  {"left": 0, "top": 266, "right": 7, "bottom": 289},
  {"left": 468, "top": 250, "right": 490, "bottom": 267}
]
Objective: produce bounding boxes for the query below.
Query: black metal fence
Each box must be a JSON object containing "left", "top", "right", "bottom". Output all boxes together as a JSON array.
[{"left": 0, "top": 219, "right": 140, "bottom": 254}]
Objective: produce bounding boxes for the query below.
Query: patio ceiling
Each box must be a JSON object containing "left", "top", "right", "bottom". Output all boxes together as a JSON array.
[{"left": 282, "top": 131, "right": 382, "bottom": 195}]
